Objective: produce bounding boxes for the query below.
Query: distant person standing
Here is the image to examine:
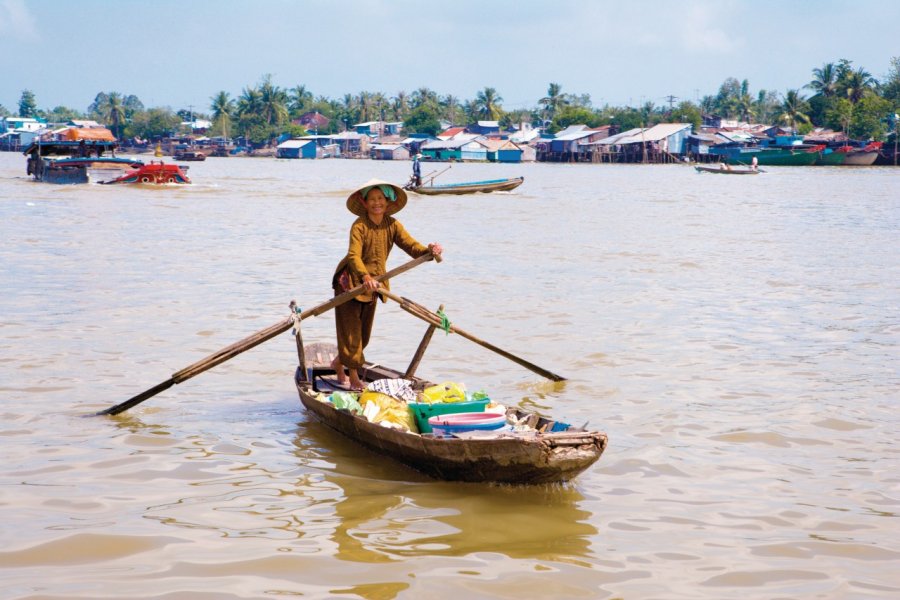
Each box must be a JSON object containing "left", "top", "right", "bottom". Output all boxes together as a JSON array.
[
  {"left": 412, "top": 153, "right": 422, "bottom": 186},
  {"left": 751, "top": 156, "right": 759, "bottom": 171}
]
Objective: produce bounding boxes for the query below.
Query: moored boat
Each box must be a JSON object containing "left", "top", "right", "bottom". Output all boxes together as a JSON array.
[
  {"left": 294, "top": 344, "right": 607, "bottom": 484},
  {"left": 816, "top": 147, "right": 848, "bottom": 165},
  {"left": 723, "top": 147, "right": 820, "bottom": 166},
  {"left": 694, "top": 164, "right": 758, "bottom": 175},
  {"left": 840, "top": 142, "right": 882, "bottom": 166},
  {"left": 173, "top": 150, "right": 207, "bottom": 161},
  {"left": 103, "top": 161, "right": 191, "bottom": 185},
  {"left": 406, "top": 176, "right": 524, "bottom": 195},
  {"left": 23, "top": 129, "right": 144, "bottom": 184}
]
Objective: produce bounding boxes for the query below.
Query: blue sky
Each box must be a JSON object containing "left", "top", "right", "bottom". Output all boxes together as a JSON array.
[{"left": 2, "top": 0, "right": 898, "bottom": 116}]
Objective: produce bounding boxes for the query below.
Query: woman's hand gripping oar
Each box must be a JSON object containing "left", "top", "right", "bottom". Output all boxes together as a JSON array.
[
  {"left": 95, "top": 252, "right": 440, "bottom": 416},
  {"left": 378, "top": 289, "right": 566, "bottom": 382}
]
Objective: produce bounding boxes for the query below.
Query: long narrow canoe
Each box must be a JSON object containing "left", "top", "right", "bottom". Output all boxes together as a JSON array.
[
  {"left": 695, "top": 165, "right": 758, "bottom": 175},
  {"left": 294, "top": 344, "right": 606, "bottom": 484},
  {"left": 410, "top": 176, "right": 524, "bottom": 195}
]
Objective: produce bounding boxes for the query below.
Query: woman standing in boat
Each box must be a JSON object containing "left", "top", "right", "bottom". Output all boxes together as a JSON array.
[{"left": 331, "top": 179, "right": 442, "bottom": 390}]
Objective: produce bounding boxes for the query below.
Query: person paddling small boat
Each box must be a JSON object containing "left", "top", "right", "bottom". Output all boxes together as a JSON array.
[{"left": 330, "top": 179, "right": 443, "bottom": 390}]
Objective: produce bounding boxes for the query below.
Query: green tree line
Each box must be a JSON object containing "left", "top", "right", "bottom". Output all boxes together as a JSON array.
[{"left": 3, "top": 57, "right": 898, "bottom": 144}]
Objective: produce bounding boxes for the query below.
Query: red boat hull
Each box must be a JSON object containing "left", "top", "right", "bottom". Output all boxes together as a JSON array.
[{"left": 106, "top": 161, "right": 191, "bottom": 185}]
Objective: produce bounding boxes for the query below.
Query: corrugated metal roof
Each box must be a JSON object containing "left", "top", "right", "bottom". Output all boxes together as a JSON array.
[
  {"left": 423, "top": 138, "right": 488, "bottom": 150},
  {"left": 437, "top": 127, "right": 467, "bottom": 140},
  {"left": 477, "top": 120, "right": 499, "bottom": 127},
  {"left": 371, "top": 144, "right": 403, "bottom": 150},
  {"left": 614, "top": 123, "right": 691, "bottom": 144},
  {"left": 277, "top": 139, "right": 313, "bottom": 149},
  {"left": 592, "top": 128, "right": 645, "bottom": 145}
]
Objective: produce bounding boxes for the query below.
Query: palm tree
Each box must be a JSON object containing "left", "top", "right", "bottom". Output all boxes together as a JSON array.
[
  {"left": 392, "top": 91, "right": 409, "bottom": 120},
  {"left": 288, "top": 85, "right": 313, "bottom": 116},
  {"left": 778, "top": 89, "right": 811, "bottom": 133},
  {"left": 103, "top": 92, "right": 126, "bottom": 139},
  {"left": 841, "top": 67, "right": 877, "bottom": 104},
  {"left": 258, "top": 75, "right": 288, "bottom": 126},
  {"left": 237, "top": 86, "right": 263, "bottom": 117},
  {"left": 209, "top": 91, "right": 235, "bottom": 138},
  {"left": 807, "top": 62, "right": 838, "bottom": 97},
  {"left": 441, "top": 94, "right": 460, "bottom": 125},
  {"left": 409, "top": 87, "right": 439, "bottom": 110},
  {"left": 474, "top": 87, "right": 503, "bottom": 120},
  {"left": 734, "top": 80, "right": 755, "bottom": 123},
  {"left": 540, "top": 82, "right": 568, "bottom": 121},
  {"left": 357, "top": 91, "right": 373, "bottom": 123}
]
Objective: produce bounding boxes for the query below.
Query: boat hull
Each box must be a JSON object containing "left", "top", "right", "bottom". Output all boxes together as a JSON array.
[
  {"left": 411, "top": 176, "right": 524, "bottom": 195},
  {"left": 816, "top": 150, "right": 847, "bottom": 166},
  {"left": 840, "top": 151, "right": 879, "bottom": 166},
  {"left": 295, "top": 364, "right": 606, "bottom": 484},
  {"left": 725, "top": 150, "right": 819, "bottom": 166},
  {"left": 104, "top": 162, "right": 192, "bottom": 185},
  {"left": 695, "top": 165, "right": 758, "bottom": 175}
]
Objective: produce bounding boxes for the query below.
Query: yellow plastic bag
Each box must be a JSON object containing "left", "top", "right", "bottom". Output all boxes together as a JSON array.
[
  {"left": 420, "top": 382, "right": 467, "bottom": 404},
  {"left": 359, "top": 391, "right": 417, "bottom": 432}
]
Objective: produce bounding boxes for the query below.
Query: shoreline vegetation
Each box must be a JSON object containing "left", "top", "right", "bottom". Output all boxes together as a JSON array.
[{"left": 3, "top": 57, "right": 899, "bottom": 164}]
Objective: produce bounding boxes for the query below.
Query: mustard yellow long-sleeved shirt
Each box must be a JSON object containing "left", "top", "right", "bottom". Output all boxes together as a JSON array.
[{"left": 333, "top": 215, "right": 429, "bottom": 302}]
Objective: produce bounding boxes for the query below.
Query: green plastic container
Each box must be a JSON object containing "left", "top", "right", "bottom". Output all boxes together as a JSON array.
[{"left": 409, "top": 399, "right": 490, "bottom": 433}]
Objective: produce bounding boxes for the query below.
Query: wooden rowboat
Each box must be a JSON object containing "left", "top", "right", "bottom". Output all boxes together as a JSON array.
[
  {"left": 294, "top": 343, "right": 607, "bottom": 484},
  {"left": 695, "top": 164, "right": 759, "bottom": 175},
  {"left": 408, "top": 176, "right": 524, "bottom": 195}
]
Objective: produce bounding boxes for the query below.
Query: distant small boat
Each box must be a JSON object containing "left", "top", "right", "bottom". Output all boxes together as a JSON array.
[
  {"left": 102, "top": 161, "right": 191, "bottom": 185},
  {"left": 695, "top": 164, "right": 759, "bottom": 175},
  {"left": 173, "top": 150, "right": 207, "bottom": 162},
  {"left": 407, "top": 176, "right": 524, "bottom": 195},
  {"left": 24, "top": 139, "right": 143, "bottom": 184}
]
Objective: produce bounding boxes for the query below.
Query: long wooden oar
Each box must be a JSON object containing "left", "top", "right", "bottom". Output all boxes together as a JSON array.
[
  {"left": 379, "top": 289, "right": 566, "bottom": 382},
  {"left": 97, "top": 253, "right": 439, "bottom": 416}
]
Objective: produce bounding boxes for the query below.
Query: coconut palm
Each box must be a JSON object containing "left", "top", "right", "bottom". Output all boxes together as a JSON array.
[
  {"left": 441, "top": 94, "right": 461, "bottom": 125},
  {"left": 540, "top": 82, "right": 568, "bottom": 121},
  {"left": 410, "top": 87, "right": 439, "bottom": 110},
  {"left": 778, "top": 89, "right": 811, "bottom": 132},
  {"left": 237, "top": 86, "right": 263, "bottom": 116},
  {"left": 210, "top": 91, "right": 235, "bottom": 138},
  {"left": 474, "top": 87, "right": 503, "bottom": 121},
  {"left": 392, "top": 91, "right": 409, "bottom": 120},
  {"left": 841, "top": 67, "right": 877, "bottom": 104},
  {"left": 258, "top": 76, "right": 288, "bottom": 126},
  {"left": 103, "top": 92, "right": 126, "bottom": 139},
  {"left": 808, "top": 62, "right": 838, "bottom": 97},
  {"left": 289, "top": 85, "right": 313, "bottom": 116}
]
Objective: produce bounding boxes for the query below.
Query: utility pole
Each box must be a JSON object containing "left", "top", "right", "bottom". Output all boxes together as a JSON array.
[{"left": 666, "top": 95, "right": 678, "bottom": 111}]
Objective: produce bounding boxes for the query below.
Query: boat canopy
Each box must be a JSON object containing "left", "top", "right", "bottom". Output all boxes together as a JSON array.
[{"left": 61, "top": 127, "right": 116, "bottom": 142}]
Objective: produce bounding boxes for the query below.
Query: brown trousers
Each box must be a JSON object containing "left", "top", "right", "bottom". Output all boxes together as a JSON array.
[{"left": 334, "top": 296, "right": 377, "bottom": 369}]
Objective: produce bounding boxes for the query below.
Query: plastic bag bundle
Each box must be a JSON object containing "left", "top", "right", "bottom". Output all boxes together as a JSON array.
[
  {"left": 359, "top": 391, "right": 417, "bottom": 432},
  {"left": 330, "top": 391, "right": 363, "bottom": 415},
  {"left": 420, "top": 381, "right": 467, "bottom": 404}
]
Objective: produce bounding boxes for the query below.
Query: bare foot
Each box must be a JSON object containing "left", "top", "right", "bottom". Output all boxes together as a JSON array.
[
  {"left": 330, "top": 356, "right": 348, "bottom": 385},
  {"left": 348, "top": 370, "right": 364, "bottom": 391}
]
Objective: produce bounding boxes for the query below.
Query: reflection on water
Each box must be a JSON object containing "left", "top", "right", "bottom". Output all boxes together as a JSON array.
[
  {"left": 293, "top": 422, "right": 596, "bottom": 564},
  {"left": 1, "top": 152, "right": 898, "bottom": 598}
]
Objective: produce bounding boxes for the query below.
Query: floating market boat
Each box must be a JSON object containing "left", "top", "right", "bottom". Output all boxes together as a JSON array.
[
  {"left": 102, "top": 161, "right": 191, "bottom": 185},
  {"left": 23, "top": 129, "right": 143, "bottom": 184},
  {"left": 294, "top": 343, "right": 607, "bottom": 484},
  {"left": 721, "top": 146, "right": 821, "bottom": 167},
  {"left": 695, "top": 164, "right": 759, "bottom": 175},
  {"left": 840, "top": 142, "right": 882, "bottom": 166},
  {"left": 173, "top": 150, "right": 207, "bottom": 161},
  {"left": 816, "top": 147, "right": 848, "bottom": 166},
  {"left": 406, "top": 176, "right": 524, "bottom": 195}
]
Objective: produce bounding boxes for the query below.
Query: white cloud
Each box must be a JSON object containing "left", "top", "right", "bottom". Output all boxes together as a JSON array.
[
  {"left": 680, "top": 2, "right": 744, "bottom": 53},
  {"left": 0, "top": 0, "right": 38, "bottom": 40}
]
